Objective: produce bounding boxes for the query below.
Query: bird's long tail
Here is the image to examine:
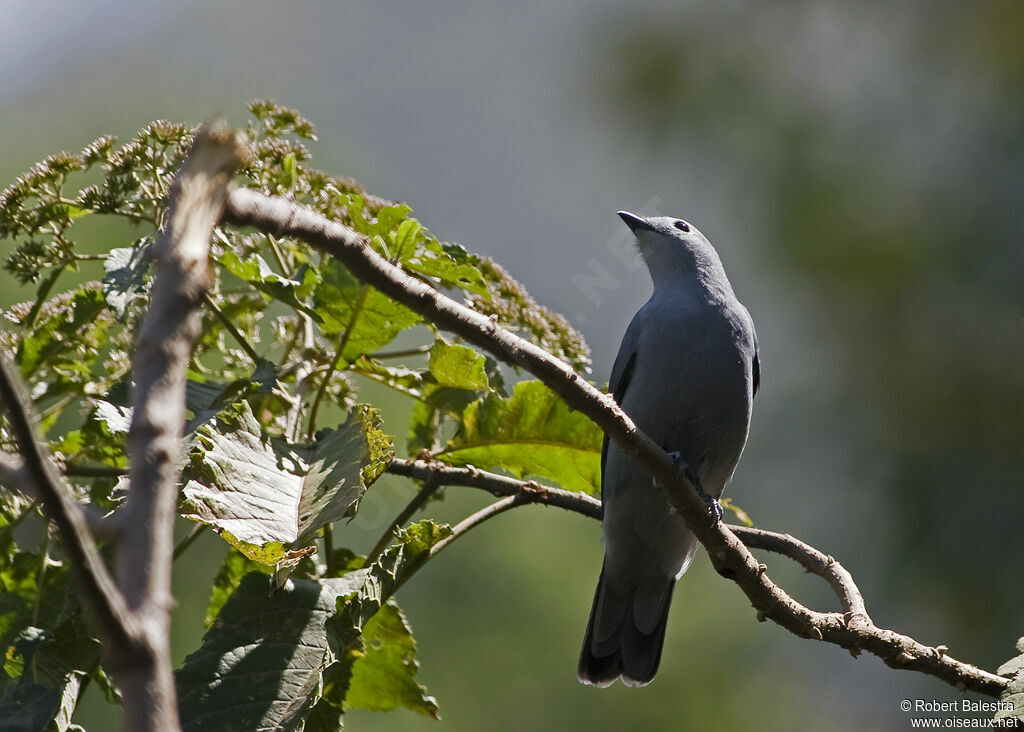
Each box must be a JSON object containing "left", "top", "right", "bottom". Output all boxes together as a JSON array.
[{"left": 578, "top": 562, "right": 675, "bottom": 687}]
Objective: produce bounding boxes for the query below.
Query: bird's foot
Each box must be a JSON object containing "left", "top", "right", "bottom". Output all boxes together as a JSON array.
[{"left": 667, "top": 451, "right": 722, "bottom": 525}]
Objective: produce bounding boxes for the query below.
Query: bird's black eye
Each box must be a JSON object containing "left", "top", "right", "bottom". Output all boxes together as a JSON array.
[{"left": 673, "top": 220, "right": 690, "bottom": 232}]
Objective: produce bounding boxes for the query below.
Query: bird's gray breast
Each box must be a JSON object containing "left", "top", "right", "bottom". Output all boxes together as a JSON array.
[{"left": 619, "top": 293, "right": 754, "bottom": 495}]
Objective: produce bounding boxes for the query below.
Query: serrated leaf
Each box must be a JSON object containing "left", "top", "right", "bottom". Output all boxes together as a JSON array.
[
  {"left": 311, "top": 521, "right": 451, "bottom": 726},
  {"left": 0, "top": 670, "right": 85, "bottom": 732},
  {"left": 404, "top": 239, "right": 489, "bottom": 297},
  {"left": 328, "top": 521, "right": 451, "bottom": 653},
  {"left": 181, "top": 402, "right": 394, "bottom": 565},
  {"left": 997, "top": 636, "right": 1024, "bottom": 723},
  {"left": 0, "top": 603, "right": 100, "bottom": 732},
  {"left": 313, "top": 261, "right": 421, "bottom": 359},
  {"left": 373, "top": 202, "right": 413, "bottom": 237},
  {"left": 435, "top": 380, "right": 603, "bottom": 495},
  {"left": 428, "top": 338, "right": 489, "bottom": 390},
  {"left": 389, "top": 218, "right": 423, "bottom": 262},
  {"left": 217, "top": 250, "right": 322, "bottom": 322},
  {"left": 407, "top": 384, "right": 483, "bottom": 454},
  {"left": 345, "top": 602, "right": 439, "bottom": 719},
  {"left": 205, "top": 550, "right": 266, "bottom": 628},
  {"left": 16, "top": 287, "right": 109, "bottom": 378},
  {"left": 351, "top": 357, "right": 426, "bottom": 396},
  {"left": 176, "top": 572, "right": 364, "bottom": 732}
]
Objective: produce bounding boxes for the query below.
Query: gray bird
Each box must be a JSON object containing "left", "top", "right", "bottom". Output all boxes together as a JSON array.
[{"left": 578, "top": 211, "right": 759, "bottom": 687}]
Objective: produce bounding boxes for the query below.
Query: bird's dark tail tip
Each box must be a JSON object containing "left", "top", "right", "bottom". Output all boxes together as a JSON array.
[{"left": 578, "top": 564, "right": 674, "bottom": 687}]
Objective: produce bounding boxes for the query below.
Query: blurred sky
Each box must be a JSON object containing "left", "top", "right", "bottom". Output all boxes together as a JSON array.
[{"left": 2, "top": 1, "right": 1021, "bottom": 730}]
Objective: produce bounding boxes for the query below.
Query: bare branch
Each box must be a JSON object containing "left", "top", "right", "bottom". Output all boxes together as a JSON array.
[
  {"left": 364, "top": 468, "right": 443, "bottom": 567},
  {"left": 224, "top": 190, "right": 1009, "bottom": 697},
  {"left": 729, "top": 526, "right": 868, "bottom": 620},
  {"left": 115, "top": 122, "right": 247, "bottom": 732},
  {"left": 428, "top": 494, "right": 521, "bottom": 558},
  {"left": 388, "top": 457, "right": 601, "bottom": 519}
]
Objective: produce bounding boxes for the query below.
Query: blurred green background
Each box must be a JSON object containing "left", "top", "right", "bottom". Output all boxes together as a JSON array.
[{"left": 2, "top": 1, "right": 1021, "bottom": 730}]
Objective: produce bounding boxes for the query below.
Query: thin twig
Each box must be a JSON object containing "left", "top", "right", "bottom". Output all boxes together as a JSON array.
[
  {"left": 306, "top": 285, "right": 369, "bottom": 440},
  {"left": 364, "top": 471, "right": 444, "bottom": 567},
  {"left": 63, "top": 464, "right": 129, "bottom": 478},
  {"left": 366, "top": 345, "right": 431, "bottom": 360},
  {"left": 323, "top": 523, "right": 336, "bottom": 575},
  {"left": 428, "top": 494, "right": 521, "bottom": 558},
  {"left": 204, "top": 293, "right": 262, "bottom": 364},
  {"left": 387, "top": 458, "right": 600, "bottom": 518},
  {"left": 172, "top": 523, "right": 207, "bottom": 561},
  {"left": 222, "top": 189, "right": 1008, "bottom": 697}
]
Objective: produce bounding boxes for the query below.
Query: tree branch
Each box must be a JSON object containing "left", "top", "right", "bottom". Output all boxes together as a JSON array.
[
  {"left": 364, "top": 469, "right": 443, "bottom": 567},
  {"left": 115, "top": 122, "right": 247, "bottom": 732},
  {"left": 223, "top": 188, "right": 1009, "bottom": 697}
]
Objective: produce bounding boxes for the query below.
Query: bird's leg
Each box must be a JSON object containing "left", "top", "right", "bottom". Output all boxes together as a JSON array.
[{"left": 666, "top": 451, "right": 722, "bottom": 524}]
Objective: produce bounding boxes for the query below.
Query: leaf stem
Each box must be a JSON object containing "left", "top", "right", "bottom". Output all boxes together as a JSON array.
[
  {"left": 366, "top": 345, "right": 430, "bottom": 360},
  {"left": 306, "top": 285, "right": 369, "bottom": 440},
  {"left": 32, "top": 529, "right": 51, "bottom": 626},
  {"left": 363, "top": 474, "right": 442, "bottom": 567},
  {"left": 323, "top": 523, "right": 336, "bottom": 575},
  {"left": 265, "top": 234, "right": 291, "bottom": 276},
  {"left": 429, "top": 495, "right": 520, "bottom": 559},
  {"left": 203, "top": 293, "right": 262, "bottom": 364},
  {"left": 172, "top": 523, "right": 207, "bottom": 561}
]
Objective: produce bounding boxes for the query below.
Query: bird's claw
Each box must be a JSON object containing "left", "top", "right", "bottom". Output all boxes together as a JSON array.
[{"left": 667, "top": 451, "right": 722, "bottom": 525}]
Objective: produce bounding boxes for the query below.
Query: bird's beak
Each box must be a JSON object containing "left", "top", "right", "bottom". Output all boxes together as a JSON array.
[{"left": 617, "top": 211, "right": 654, "bottom": 233}]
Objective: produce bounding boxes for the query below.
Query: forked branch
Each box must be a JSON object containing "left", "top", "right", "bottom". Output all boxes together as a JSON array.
[{"left": 224, "top": 189, "right": 1009, "bottom": 697}]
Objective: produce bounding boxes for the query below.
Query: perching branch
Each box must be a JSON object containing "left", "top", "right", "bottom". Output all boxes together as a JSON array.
[
  {"left": 224, "top": 188, "right": 1009, "bottom": 697},
  {"left": 388, "top": 458, "right": 865, "bottom": 617}
]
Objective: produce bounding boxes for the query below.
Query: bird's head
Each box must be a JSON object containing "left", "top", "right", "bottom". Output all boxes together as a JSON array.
[{"left": 617, "top": 210, "right": 725, "bottom": 288}]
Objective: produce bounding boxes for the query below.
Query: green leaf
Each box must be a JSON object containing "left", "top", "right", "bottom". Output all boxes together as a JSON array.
[
  {"left": 345, "top": 602, "right": 439, "bottom": 719},
  {"left": 176, "top": 572, "right": 364, "bottom": 732},
  {"left": 205, "top": 550, "right": 266, "bottom": 628},
  {"left": 282, "top": 152, "right": 298, "bottom": 190},
  {"left": 428, "top": 338, "right": 489, "bottom": 390},
  {"left": 389, "top": 218, "right": 423, "bottom": 262},
  {"left": 217, "top": 250, "right": 322, "bottom": 322},
  {"left": 327, "top": 521, "right": 451, "bottom": 654},
  {"left": 16, "top": 287, "right": 109, "bottom": 378},
  {"left": 0, "top": 603, "right": 101, "bottom": 732},
  {"left": 0, "top": 668, "right": 85, "bottom": 732},
  {"left": 311, "top": 521, "right": 451, "bottom": 726},
  {"left": 407, "top": 384, "right": 483, "bottom": 454},
  {"left": 997, "top": 637, "right": 1024, "bottom": 724},
  {"left": 436, "top": 380, "right": 603, "bottom": 495},
  {"left": 181, "top": 402, "right": 394, "bottom": 565},
  {"left": 313, "top": 261, "right": 421, "bottom": 360},
  {"left": 404, "top": 239, "right": 489, "bottom": 297}
]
